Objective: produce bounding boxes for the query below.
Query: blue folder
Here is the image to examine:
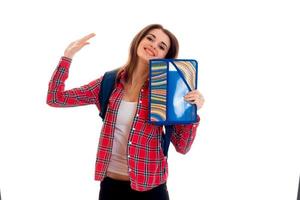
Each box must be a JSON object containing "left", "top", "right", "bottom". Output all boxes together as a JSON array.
[{"left": 148, "top": 59, "right": 198, "bottom": 125}]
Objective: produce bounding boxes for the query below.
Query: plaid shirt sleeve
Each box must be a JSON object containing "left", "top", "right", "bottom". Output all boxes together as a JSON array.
[
  {"left": 47, "top": 56, "right": 102, "bottom": 109},
  {"left": 170, "top": 114, "right": 200, "bottom": 154}
]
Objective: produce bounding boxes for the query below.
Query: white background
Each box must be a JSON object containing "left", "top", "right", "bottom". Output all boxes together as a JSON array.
[{"left": 0, "top": 0, "right": 300, "bottom": 199}]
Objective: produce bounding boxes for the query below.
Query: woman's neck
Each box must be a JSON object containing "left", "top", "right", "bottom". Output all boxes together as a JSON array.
[{"left": 130, "top": 59, "right": 149, "bottom": 86}]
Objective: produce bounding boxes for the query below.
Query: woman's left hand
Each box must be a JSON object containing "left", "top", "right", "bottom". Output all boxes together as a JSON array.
[{"left": 184, "top": 90, "right": 205, "bottom": 110}]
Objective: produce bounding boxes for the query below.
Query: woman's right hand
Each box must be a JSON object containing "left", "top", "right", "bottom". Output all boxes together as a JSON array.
[{"left": 63, "top": 33, "right": 96, "bottom": 59}]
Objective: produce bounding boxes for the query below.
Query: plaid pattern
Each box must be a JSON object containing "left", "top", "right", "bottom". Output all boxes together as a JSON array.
[{"left": 47, "top": 56, "right": 201, "bottom": 191}]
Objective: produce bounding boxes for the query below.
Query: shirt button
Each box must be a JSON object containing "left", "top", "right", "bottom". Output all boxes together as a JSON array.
[
  {"left": 132, "top": 128, "right": 135, "bottom": 131},
  {"left": 139, "top": 100, "right": 142, "bottom": 104},
  {"left": 136, "top": 114, "right": 139, "bottom": 117},
  {"left": 129, "top": 141, "right": 132, "bottom": 145},
  {"left": 128, "top": 168, "right": 132, "bottom": 172},
  {"left": 141, "top": 89, "right": 144, "bottom": 92},
  {"left": 128, "top": 155, "right": 130, "bottom": 158}
]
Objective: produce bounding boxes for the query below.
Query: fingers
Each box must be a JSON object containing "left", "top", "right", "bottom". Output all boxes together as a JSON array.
[
  {"left": 184, "top": 96, "right": 198, "bottom": 103},
  {"left": 184, "top": 90, "right": 205, "bottom": 109},
  {"left": 73, "top": 33, "right": 95, "bottom": 49},
  {"left": 80, "top": 42, "right": 90, "bottom": 47},
  {"left": 79, "top": 33, "right": 96, "bottom": 43},
  {"left": 184, "top": 95, "right": 196, "bottom": 100},
  {"left": 186, "top": 89, "right": 200, "bottom": 95},
  {"left": 64, "top": 34, "right": 94, "bottom": 59},
  {"left": 184, "top": 95, "right": 204, "bottom": 110},
  {"left": 185, "top": 90, "right": 202, "bottom": 98}
]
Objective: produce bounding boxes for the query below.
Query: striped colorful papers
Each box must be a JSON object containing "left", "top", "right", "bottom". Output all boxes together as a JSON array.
[{"left": 149, "top": 59, "right": 198, "bottom": 125}]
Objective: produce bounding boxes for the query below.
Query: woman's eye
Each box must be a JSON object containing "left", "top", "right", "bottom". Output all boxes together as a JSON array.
[
  {"left": 146, "top": 36, "right": 153, "bottom": 41},
  {"left": 159, "top": 46, "right": 165, "bottom": 51}
]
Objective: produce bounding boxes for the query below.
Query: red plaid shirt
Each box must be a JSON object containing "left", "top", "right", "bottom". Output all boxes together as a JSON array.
[{"left": 47, "top": 56, "right": 201, "bottom": 191}]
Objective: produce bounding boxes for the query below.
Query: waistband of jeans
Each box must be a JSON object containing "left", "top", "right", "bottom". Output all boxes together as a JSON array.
[{"left": 103, "top": 176, "right": 131, "bottom": 184}]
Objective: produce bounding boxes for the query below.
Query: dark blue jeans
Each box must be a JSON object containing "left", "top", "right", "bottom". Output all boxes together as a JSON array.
[{"left": 99, "top": 177, "right": 170, "bottom": 200}]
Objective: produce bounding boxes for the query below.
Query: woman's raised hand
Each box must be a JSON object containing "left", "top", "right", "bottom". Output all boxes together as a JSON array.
[
  {"left": 184, "top": 90, "right": 205, "bottom": 110},
  {"left": 63, "top": 33, "right": 96, "bottom": 59}
]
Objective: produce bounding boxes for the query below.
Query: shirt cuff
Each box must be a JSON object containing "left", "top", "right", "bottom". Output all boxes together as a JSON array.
[
  {"left": 59, "top": 56, "right": 72, "bottom": 69},
  {"left": 61, "top": 56, "right": 72, "bottom": 62}
]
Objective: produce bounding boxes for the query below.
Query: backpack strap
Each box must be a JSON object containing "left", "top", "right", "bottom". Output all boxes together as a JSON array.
[{"left": 99, "top": 69, "right": 119, "bottom": 121}]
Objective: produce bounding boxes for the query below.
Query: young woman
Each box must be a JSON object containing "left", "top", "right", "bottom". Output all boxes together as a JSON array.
[{"left": 47, "top": 24, "right": 205, "bottom": 200}]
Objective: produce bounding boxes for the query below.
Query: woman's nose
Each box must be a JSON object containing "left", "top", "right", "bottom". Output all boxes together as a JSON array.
[{"left": 150, "top": 44, "right": 156, "bottom": 49}]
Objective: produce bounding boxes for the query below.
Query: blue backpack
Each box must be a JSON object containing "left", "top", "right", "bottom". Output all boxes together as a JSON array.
[{"left": 98, "top": 69, "right": 173, "bottom": 157}]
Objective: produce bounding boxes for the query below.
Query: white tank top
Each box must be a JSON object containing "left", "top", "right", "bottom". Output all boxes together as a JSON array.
[{"left": 107, "top": 100, "right": 137, "bottom": 176}]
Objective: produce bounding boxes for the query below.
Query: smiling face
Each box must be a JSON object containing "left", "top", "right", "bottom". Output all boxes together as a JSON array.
[{"left": 137, "top": 28, "right": 171, "bottom": 62}]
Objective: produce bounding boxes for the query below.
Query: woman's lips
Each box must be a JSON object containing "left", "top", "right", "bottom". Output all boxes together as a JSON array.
[{"left": 144, "top": 47, "right": 156, "bottom": 56}]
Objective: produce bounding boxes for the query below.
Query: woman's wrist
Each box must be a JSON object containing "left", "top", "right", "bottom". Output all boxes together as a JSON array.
[
  {"left": 63, "top": 53, "right": 73, "bottom": 59},
  {"left": 62, "top": 56, "right": 72, "bottom": 62}
]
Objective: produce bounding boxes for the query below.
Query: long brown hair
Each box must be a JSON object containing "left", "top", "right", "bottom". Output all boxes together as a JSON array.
[{"left": 116, "top": 24, "right": 179, "bottom": 84}]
